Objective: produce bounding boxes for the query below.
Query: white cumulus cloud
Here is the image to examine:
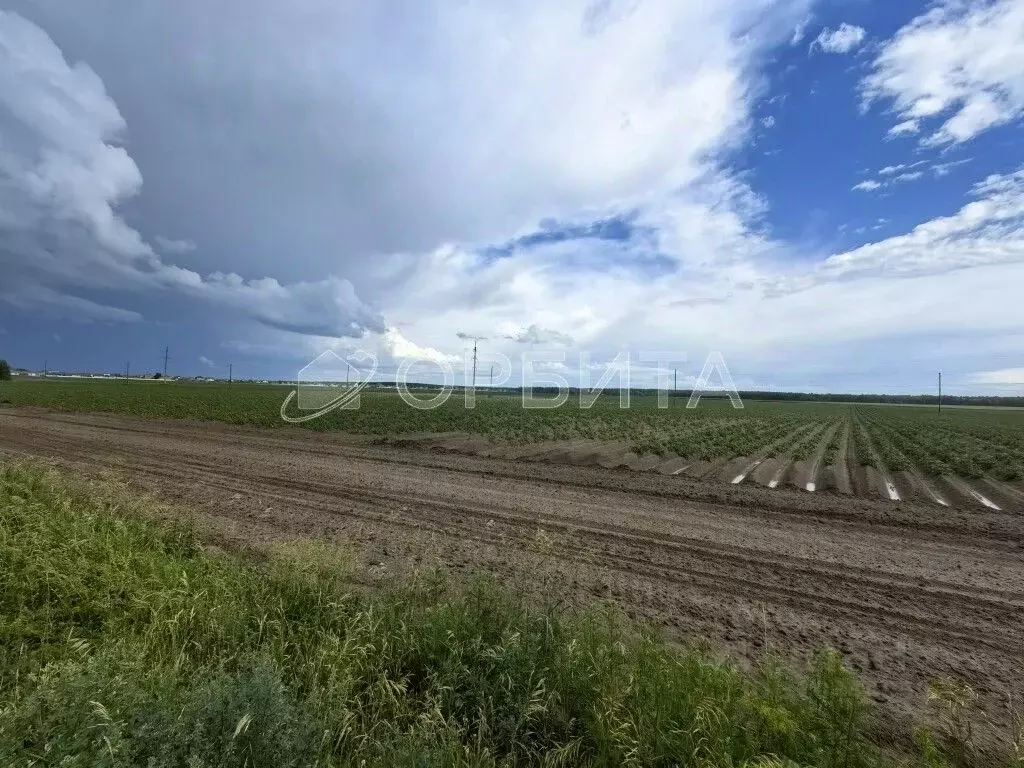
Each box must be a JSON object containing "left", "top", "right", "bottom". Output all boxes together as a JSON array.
[
  {"left": 807, "top": 168, "right": 1024, "bottom": 285},
  {"left": 863, "top": 0, "right": 1024, "bottom": 146},
  {"left": 811, "top": 23, "right": 866, "bottom": 54},
  {"left": 384, "top": 328, "right": 460, "bottom": 363},
  {"left": 886, "top": 119, "right": 920, "bottom": 138}
]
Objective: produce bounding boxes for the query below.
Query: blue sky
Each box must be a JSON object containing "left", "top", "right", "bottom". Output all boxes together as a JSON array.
[{"left": 1, "top": 0, "right": 1022, "bottom": 394}]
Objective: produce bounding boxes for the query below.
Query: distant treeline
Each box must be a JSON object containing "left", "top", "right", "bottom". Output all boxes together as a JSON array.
[
  {"left": 370, "top": 383, "right": 1024, "bottom": 407},
  {"left": 688, "top": 390, "right": 1024, "bottom": 407}
]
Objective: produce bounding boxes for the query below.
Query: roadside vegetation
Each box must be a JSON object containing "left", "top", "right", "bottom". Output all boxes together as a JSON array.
[{"left": 1, "top": 459, "right": 1014, "bottom": 767}]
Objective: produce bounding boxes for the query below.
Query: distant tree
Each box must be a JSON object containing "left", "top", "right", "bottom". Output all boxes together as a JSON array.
[
  {"left": 0, "top": 359, "right": 10, "bottom": 381},
  {"left": 152, "top": 372, "right": 162, "bottom": 380}
]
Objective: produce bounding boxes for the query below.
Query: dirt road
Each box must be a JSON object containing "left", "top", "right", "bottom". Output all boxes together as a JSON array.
[{"left": 2, "top": 408, "right": 1022, "bottom": 753}]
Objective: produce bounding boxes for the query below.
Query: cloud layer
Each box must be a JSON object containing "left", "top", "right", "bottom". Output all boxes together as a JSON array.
[{"left": 0, "top": 1, "right": 1021, "bottom": 393}]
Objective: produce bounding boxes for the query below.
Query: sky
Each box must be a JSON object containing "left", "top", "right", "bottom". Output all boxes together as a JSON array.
[{"left": 0, "top": 0, "right": 1022, "bottom": 395}]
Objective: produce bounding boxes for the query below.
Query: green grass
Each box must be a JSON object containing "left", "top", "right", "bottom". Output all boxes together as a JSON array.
[
  {"left": 0, "top": 459, "right": 1007, "bottom": 767},
  {"left": 4, "top": 378, "right": 1024, "bottom": 479}
]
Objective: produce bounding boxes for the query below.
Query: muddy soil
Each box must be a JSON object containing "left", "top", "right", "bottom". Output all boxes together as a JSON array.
[{"left": 2, "top": 408, "right": 1022, "bottom": 758}]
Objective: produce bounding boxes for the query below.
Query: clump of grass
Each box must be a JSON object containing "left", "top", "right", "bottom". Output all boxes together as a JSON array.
[{"left": 0, "top": 460, "right": 998, "bottom": 766}]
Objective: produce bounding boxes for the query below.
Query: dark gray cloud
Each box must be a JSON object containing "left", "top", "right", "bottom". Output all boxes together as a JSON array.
[
  {"left": 1, "top": 0, "right": 485, "bottom": 285},
  {"left": 0, "top": 9, "right": 382, "bottom": 337}
]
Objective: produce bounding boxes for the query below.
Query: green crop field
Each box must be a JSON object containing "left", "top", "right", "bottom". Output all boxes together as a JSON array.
[{"left": 3, "top": 378, "right": 1024, "bottom": 502}]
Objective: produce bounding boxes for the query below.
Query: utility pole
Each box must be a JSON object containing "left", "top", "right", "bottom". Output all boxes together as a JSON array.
[
  {"left": 125, "top": 361, "right": 130, "bottom": 382},
  {"left": 43, "top": 359, "right": 48, "bottom": 378},
  {"left": 162, "top": 346, "right": 170, "bottom": 378},
  {"left": 490, "top": 363, "right": 494, "bottom": 389},
  {"left": 673, "top": 368, "right": 677, "bottom": 393},
  {"left": 228, "top": 363, "right": 233, "bottom": 384},
  {"left": 471, "top": 340, "right": 479, "bottom": 389},
  {"left": 458, "top": 333, "right": 487, "bottom": 392},
  {"left": 938, "top": 371, "right": 942, "bottom": 414},
  {"left": 345, "top": 363, "right": 350, "bottom": 387}
]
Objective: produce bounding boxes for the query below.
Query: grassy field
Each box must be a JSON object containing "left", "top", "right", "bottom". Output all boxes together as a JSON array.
[
  {"left": 1, "top": 458, "right": 1014, "bottom": 767},
  {"left": 3, "top": 378, "right": 1024, "bottom": 481}
]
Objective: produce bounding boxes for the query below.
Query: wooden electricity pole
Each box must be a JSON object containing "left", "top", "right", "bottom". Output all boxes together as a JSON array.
[{"left": 938, "top": 371, "right": 942, "bottom": 414}]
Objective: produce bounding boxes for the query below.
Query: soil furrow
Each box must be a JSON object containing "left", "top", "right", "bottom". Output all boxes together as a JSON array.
[
  {"left": 802, "top": 421, "right": 841, "bottom": 492},
  {"left": 854, "top": 417, "right": 901, "bottom": 500}
]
